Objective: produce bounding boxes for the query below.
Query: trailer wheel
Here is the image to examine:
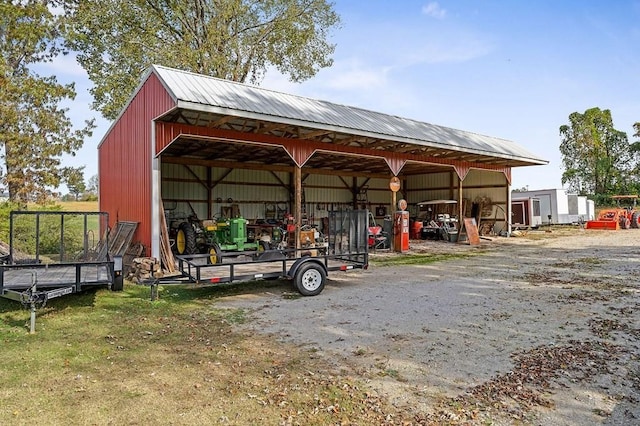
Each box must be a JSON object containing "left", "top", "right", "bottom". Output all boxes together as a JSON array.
[
  {"left": 294, "top": 263, "right": 326, "bottom": 296},
  {"left": 632, "top": 212, "right": 640, "bottom": 228},
  {"left": 176, "top": 222, "right": 197, "bottom": 255},
  {"left": 208, "top": 244, "right": 222, "bottom": 264}
]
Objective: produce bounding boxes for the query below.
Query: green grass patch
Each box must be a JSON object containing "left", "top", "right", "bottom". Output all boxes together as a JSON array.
[
  {"left": 551, "top": 256, "right": 606, "bottom": 269},
  {"left": 370, "top": 252, "right": 477, "bottom": 267},
  {"left": 576, "top": 256, "right": 605, "bottom": 265}
]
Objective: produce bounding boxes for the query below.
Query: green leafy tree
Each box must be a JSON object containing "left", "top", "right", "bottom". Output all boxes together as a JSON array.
[
  {"left": 0, "top": 0, "right": 95, "bottom": 204},
  {"left": 627, "top": 122, "right": 640, "bottom": 196},
  {"left": 559, "top": 108, "right": 634, "bottom": 197},
  {"left": 63, "top": 0, "right": 341, "bottom": 120},
  {"left": 63, "top": 166, "right": 86, "bottom": 200},
  {"left": 87, "top": 173, "right": 98, "bottom": 194}
]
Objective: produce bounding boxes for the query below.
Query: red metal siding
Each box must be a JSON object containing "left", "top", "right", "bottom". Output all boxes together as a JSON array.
[
  {"left": 156, "top": 122, "right": 512, "bottom": 182},
  {"left": 99, "top": 73, "right": 176, "bottom": 253}
]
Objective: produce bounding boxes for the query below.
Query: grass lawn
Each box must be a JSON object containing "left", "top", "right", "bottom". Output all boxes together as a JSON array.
[{"left": 0, "top": 282, "right": 405, "bottom": 425}]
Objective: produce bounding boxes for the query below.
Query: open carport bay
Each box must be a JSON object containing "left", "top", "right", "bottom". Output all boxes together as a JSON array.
[{"left": 217, "top": 230, "right": 640, "bottom": 425}]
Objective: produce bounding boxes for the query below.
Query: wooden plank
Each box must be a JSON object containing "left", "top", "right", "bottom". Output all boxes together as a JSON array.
[
  {"left": 95, "top": 221, "right": 138, "bottom": 260},
  {"left": 462, "top": 218, "right": 481, "bottom": 245},
  {"left": 160, "top": 205, "right": 177, "bottom": 273},
  {"left": 110, "top": 222, "right": 138, "bottom": 256}
]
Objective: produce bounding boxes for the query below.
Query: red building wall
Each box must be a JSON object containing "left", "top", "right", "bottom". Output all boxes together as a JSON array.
[{"left": 98, "top": 73, "right": 176, "bottom": 253}]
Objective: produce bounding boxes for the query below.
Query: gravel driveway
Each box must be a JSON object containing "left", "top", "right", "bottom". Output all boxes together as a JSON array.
[{"left": 217, "top": 229, "right": 640, "bottom": 425}]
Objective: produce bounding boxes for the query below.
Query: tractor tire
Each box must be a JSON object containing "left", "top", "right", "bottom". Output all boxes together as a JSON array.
[
  {"left": 208, "top": 243, "right": 222, "bottom": 264},
  {"left": 259, "top": 240, "right": 270, "bottom": 251},
  {"left": 252, "top": 241, "right": 270, "bottom": 261},
  {"left": 620, "top": 216, "right": 631, "bottom": 230},
  {"left": 176, "top": 222, "right": 197, "bottom": 255},
  {"left": 294, "top": 262, "right": 326, "bottom": 296},
  {"left": 632, "top": 212, "right": 640, "bottom": 228}
]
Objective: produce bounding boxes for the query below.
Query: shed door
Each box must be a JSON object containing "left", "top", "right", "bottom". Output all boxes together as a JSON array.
[{"left": 512, "top": 202, "right": 525, "bottom": 225}]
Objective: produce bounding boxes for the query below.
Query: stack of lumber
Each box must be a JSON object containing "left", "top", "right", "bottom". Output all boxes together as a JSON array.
[
  {"left": 128, "top": 257, "right": 163, "bottom": 283},
  {"left": 160, "top": 205, "right": 177, "bottom": 274}
]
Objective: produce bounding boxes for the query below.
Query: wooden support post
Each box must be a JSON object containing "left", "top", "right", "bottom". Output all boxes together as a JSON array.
[
  {"left": 294, "top": 166, "right": 302, "bottom": 251},
  {"left": 458, "top": 175, "right": 463, "bottom": 222},
  {"left": 449, "top": 170, "right": 455, "bottom": 201},
  {"left": 206, "top": 167, "right": 212, "bottom": 219},
  {"left": 505, "top": 179, "right": 511, "bottom": 235}
]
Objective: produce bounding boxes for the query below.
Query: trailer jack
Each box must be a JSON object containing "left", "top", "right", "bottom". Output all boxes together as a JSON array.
[{"left": 23, "top": 273, "right": 48, "bottom": 334}]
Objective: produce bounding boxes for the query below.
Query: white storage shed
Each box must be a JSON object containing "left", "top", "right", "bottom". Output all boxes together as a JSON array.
[{"left": 511, "top": 189, "right": 594, "bottom": 225}]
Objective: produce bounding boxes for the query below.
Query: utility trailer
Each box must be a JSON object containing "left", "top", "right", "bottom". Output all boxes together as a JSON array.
[
  {"left": 0, "top": 211, "right": 124, "bottom": 333},
  {"left": 144, "top": 210, "right": 370, "bottom": 299}
]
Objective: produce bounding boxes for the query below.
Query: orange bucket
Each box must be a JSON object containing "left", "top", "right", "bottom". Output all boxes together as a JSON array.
[{"left": 411, "top": 220, "right": 423, "bottom": 239}]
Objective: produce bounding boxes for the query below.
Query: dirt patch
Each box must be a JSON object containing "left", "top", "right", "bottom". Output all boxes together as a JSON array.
[{"left": 217, "top": 228, "right": 640, "bottom": 425}]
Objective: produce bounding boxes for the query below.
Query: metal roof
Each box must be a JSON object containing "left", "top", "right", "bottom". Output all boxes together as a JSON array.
[{"left": 149, "top": 65, "right": 547, "bottom": 167}]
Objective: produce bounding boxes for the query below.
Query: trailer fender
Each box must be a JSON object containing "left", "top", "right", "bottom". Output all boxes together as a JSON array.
[
  {"left": 288, "top": 257, "right": 328, "bottom": 296},
  {"left": 288, "top": 256, "right": 327, "bottom": 280}
]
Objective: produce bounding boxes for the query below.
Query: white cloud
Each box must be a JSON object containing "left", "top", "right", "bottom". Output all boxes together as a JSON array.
[
  {"left": 422, "top": 2, "right": 446, "bottom": 19},
  {"left": 406, "top": 36, "right": 493, "bottom": 65},
  {"left": 322, "top": 60, "right": 389, "bottom": 91},
  {"left": 263, "top": 59, "right": 389, "bottom": 97}
]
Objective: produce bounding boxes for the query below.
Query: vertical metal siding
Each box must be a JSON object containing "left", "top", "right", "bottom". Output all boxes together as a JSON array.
[
  {"left": 465, "top": 169, "right": 507, "bottom": 186},
  {"left": 99, "top": 73, "right": 176, "bottom": 252}
]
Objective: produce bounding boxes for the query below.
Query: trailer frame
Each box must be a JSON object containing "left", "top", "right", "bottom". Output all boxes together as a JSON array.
[{"left": 142, "top": 210, "right": 370, "bottom": 299}]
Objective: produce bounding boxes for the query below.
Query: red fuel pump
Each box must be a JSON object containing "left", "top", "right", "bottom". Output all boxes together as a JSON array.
[{"left": 394, "top": 210, "right": 410, "bottom": 252}]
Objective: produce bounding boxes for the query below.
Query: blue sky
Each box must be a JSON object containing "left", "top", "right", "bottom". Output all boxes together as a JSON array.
[{"left": 53, "top": 0, "right": 640, "bottom": 192}]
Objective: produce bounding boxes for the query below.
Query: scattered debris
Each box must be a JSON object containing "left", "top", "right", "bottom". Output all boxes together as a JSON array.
[{"left": 422, "top": 341, "right": 622, "bottom": 423}]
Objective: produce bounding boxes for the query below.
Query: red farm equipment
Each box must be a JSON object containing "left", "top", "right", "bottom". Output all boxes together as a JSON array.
[{"left": 585, "top": 195, "right": 640, "bottom": 230}]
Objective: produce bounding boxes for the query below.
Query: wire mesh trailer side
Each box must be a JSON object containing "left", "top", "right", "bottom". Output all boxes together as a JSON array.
[{"left": 1, "top": 211, "right": 123, "bottom": 302}]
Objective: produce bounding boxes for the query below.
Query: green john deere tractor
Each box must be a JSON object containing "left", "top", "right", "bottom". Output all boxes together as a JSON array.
[{"left": 173, "top": 216, "right": 266, "bottom": 263}]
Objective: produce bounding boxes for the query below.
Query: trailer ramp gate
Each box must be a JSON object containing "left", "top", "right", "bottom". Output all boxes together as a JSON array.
[{"left": 1, "top": 211, "right": 124, "bottom": 333}]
